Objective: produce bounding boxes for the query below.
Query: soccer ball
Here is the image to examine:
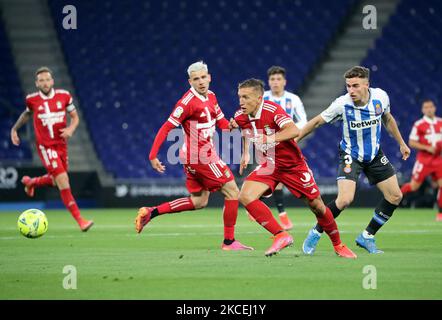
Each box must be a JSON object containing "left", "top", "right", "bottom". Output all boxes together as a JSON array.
[{"left": 17, "top": 209, "right": 48, "bottom": 239}]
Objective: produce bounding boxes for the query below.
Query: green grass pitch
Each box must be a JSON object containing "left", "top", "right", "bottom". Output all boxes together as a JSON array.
[{"left": 0, "top": 207, "right": 441, "bottom": 299}]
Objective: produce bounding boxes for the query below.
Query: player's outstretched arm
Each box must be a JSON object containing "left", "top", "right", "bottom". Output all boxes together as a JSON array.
[
  {"left": 60, "top": 110, "right": 80, "bottom": 140},
  {"left": 10, "top": 110, "right": 31, "bottom": 146},
  {"left": 382, "top": 112, "right": 410, "bottom": 160},
  {"left": 295, "top": 114, "right": 326, "bottom": 143},
  {"left": 408, "top": 139, "right": 436, "bottom": 154},
  {"left": 148, "top": 121, "right": 176, "bottom": 173}
]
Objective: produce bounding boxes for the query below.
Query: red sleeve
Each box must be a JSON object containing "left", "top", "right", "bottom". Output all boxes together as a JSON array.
[
  {"left": 216, "top": 117, "right": 230, "bottom": 130},
  {"left": 148, "top": 121, "right": 176, "bottom": 160},
  {"left": 273, "top": 106, "right": 294, "bottom": 129},
  {"left": 25, "top": 97, "right": 33, "bottom": 112}
]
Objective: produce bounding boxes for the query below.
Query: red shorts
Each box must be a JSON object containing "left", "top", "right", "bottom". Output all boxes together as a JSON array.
[
  {"left": 412, "top": 159, "right": 442, "bottom": 183},
  {"left": 184, "top": 160, "right": 234, "bottom": 193},
  {"left": 36, "top": 144, "right": 68, "bottom": 177},
  {"left": 246, "top": 161, "right": 320, "bottom": 200}
]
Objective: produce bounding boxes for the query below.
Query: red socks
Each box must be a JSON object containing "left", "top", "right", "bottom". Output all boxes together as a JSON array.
[
  {"left": 245, "top": 199, "right": 283, "bottom": 235},
  {"left": 32, "top": 174, "right": 54, "bottom": 188},
  {"left": 316, "top": 206, "right": 341, "bottom": 246},
  {"left": 60, "top": 188, "right": 82, "bottom": 223},
  {"left": 401, "top": 183, "right": 412, "bottom": 195},
  {"left": 223, "top": 199, "right": 238, "bottom": 240},
  {"left": 156, "top": 197, "right": 195, "bottom": 214}
]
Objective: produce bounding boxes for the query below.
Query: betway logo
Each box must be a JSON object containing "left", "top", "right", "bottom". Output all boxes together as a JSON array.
[{"left": 350, "top": 118, "right": 380, "bottom": 130}]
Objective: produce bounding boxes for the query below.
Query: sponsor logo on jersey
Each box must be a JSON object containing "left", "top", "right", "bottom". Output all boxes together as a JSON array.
[
  {"left": 173, "top": 106, "right": 184, "bottom": 118},
  {"left": 349, "top": 118, "right": 381, "bottom": 130}
]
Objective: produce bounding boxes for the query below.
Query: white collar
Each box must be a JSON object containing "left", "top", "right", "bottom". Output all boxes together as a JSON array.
[
  {"left": 248, "top": 100, "right": 264, "bottom": 120},
  {"left": 270, "top": 90, "right": 285, "bottom": 99},
  {"left": 190, "top": 87, "right": 209, "bottom": 102},
  {"left": 39, "top": 88, "right": 55, "bottom": 100},
  {"left": 423, "top": 115, "right": 437, "bottom": 124}
]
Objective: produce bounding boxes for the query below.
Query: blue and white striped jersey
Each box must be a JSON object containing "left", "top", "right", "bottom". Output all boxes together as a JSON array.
[
  {"left": 320, "top": 88, "right": 390, "bottom": 163},
  {"left": 263, "top": 90, "right": 307, "bottom": 129}
]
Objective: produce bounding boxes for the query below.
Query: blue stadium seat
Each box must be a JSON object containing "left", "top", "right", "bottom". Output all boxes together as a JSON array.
[{"left": 48, "top": 0, "right": 357, "bottom": 179}]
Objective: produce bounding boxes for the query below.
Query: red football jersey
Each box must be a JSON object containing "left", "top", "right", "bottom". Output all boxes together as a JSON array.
[
  {"left": 234, "top": 100, "right": 305, "bottom": 168},
  {"left": 26, "top": 89, "right": 75, "bottom": 146},
  {"left": 167, "top": 87, "right": 226, "bottom": 164},
  {"left": 409, "top": 116, "right": 442, "bottom": 164}
]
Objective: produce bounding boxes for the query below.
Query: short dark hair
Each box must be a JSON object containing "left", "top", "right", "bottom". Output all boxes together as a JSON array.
[
  {"left": 238, "top": 78, "right": 265, "bottom": 95},
  {"left": 267, "top": 66, "right": 286, "bottom": 78},
  {"left": 35, "top": 66, "right": 53, "bottom": 79},
  {"left": 422, "top": 99, "right": 435, "bottom": 105},
  {"left": 344, "top": 66, "right": 370, "bottom": 80}
]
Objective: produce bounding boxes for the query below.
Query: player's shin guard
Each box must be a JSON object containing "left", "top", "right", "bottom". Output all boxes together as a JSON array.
[
  {"left": 245, "top": 199, "right": 284, "bottom": 235},
  {"left": 60, "top": 188, "right": 82, "bottom": 223},
  {"left": 154, "top": 197, "right": 195, "bottom": 218},
  {"left": 223, "top": 199, "right": 238, "bottom": 241},
  {"left": 365, "top": 198, "right": 397, "bottom": 235},
  {"left": 273, "top": 189, "right": 285, "bottom": 214},
  {"left": 316, "top": 206, "right": 341, "bottom": 246},
  {"left": 32, "top": 174, "right": 54, "bottom": 188},
  {"left": 400, "top": 183, "right": 412, "bottom": 195},
  {"left": 315, "top": 200, "right": 342, "bottom": 233}
]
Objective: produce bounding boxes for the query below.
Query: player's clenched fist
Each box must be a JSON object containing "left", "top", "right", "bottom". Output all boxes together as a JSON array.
[
  {"left": 400, "top": 143, "right": 411, "bottom": 160},
  {"left": 150, "top": 158, "right": 166, "bottom": 173}
]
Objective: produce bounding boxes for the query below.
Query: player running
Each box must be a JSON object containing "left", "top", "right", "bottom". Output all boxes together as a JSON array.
[
  {"left": 255, "top": 66, "right": 308, "bottom": 231},
  {"left": 135, "top": 61, "right": 253, "bottom": 251},
  {"left": 234, "top": 78, "right": 356, "bottom": 258},
  {"left": 299, "top": 66, "right": 410, "bottom": 254},
  {"left": 400, "top": 99, "right": 442, "bottom": 221},
  {"left": 10, "top": 67, "right": 93, "bottom": 231}
]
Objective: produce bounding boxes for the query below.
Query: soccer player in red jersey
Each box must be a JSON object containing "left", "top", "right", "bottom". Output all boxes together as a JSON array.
[
  {"left": 135, "top": 61, "right": 253, "bottom": 251},
  {"left": 401, "top": 99, "right": 442, "bottom": 221},
  {"left": 10, "top": 67, "right": 93, "bottom": 231},
  {"left": 233, "top": 78, "right": 356, "bottom": 258}
]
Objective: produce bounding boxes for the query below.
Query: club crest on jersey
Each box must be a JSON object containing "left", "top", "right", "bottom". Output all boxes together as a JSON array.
[
  {"left": 173, "top": 106, "right": 184, "bottom": 118},
  {"left": 56, "top": 101, "right": 62, "bottom": 109},
  {"left": 264, "top": 125, "right": 273, "bottom": 136},
  {"left": 285, "top": 100, "right": 292, "bottom": 112},
  {"left": 375, "top": 103, "right": 382, "bottom": 115}
]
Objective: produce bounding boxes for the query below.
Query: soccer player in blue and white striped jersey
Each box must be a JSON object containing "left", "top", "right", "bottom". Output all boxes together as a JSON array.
[{"left": 297, "top": 66, "right": 410, "bottom": 254}]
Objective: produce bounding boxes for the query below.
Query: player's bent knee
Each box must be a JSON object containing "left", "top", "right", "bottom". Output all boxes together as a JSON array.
[
  {"left": 239, "top": 191, "right": 254, "bottom": 206},
  {"left": 336, "top": 197, "right": 353, "bottom": 209},
  {"left": 388, "top": 192, "right": 403, "bottom": 205},
  {"left": 192, "top": 197, "right": 209, "bottom": 209}
]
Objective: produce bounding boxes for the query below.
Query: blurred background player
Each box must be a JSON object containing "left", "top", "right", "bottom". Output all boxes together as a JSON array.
[
  {"left": 298, "top": 66, "right": 410, "bottom": 254},
  {"left": 135, "top": 61, "right": 253, "bottom": 251},
  {"left": 10, "top": 67, "right": 93, "bottom": 231},
  {"left": 256, "top": 66, "right": 308, "bottom": 230},
  {"left": 400, "top": 99, "right": 442, "bottom": 221},
  {"left": 234, "top": 78, "right": 356, "bottom": 258}
]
